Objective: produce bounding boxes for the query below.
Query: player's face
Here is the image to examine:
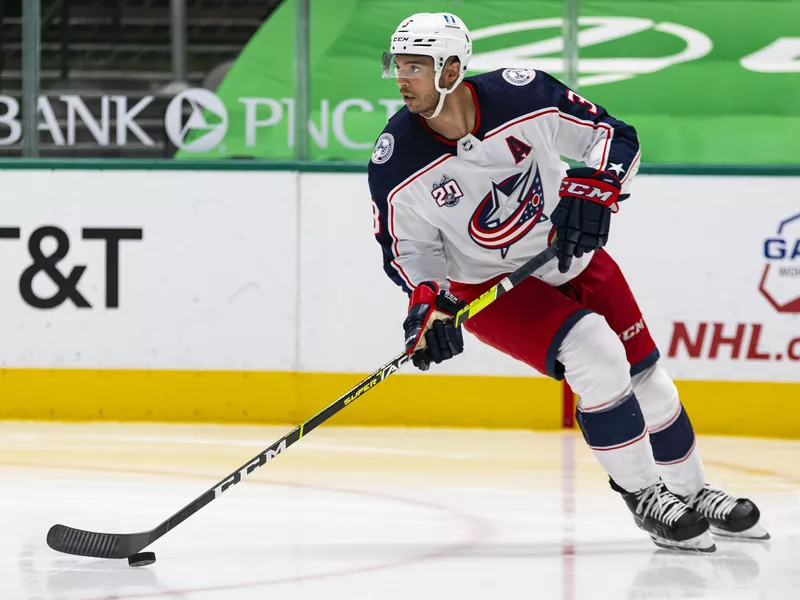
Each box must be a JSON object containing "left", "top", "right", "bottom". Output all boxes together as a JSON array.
[{"left": 393, "top": 55, "right": 440, "bottom": 115}]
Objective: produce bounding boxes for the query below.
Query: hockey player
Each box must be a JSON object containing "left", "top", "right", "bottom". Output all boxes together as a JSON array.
[{"left": 367, "top": 13, "right": 769, "bottom": 552}]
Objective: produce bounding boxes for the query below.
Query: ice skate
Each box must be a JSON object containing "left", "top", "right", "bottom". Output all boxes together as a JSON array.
[
  {"left": 682, "top": 484, "right": 770, "bottom": 541},
  {"left": 611, "top": 479, "right": 716, "bottom": 552}
]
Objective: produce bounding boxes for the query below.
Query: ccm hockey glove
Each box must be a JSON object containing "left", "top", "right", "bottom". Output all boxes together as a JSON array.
[
  {"left": 403, "top": 281, "right": 466, "bottom": 371},
  {"left": 550, "top": 167, "right": 622, "bottom": 273}
]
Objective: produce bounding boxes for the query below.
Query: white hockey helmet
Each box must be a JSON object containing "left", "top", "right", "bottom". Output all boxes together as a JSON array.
[{"left": 382, "top": 13, "right": 473, "bottom": 119}]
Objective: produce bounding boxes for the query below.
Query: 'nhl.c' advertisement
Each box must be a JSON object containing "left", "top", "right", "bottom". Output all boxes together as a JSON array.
[{"left": 607, "top": 176, "right": 800, "bottom": 384}]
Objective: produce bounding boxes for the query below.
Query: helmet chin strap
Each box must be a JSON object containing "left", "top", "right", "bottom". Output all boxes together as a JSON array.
[{"left": 422, "top": 70, "right": 464, "bottom": 120}]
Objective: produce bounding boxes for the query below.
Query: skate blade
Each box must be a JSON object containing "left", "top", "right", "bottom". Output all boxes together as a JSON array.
[
  {"left": 650, "top": 531, "right": 716, "bottom": 553},
  {"left": 710, "top": 523, "right": 771, "bottom": 541}
]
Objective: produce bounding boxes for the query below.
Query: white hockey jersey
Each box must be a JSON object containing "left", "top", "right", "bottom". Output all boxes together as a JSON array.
[{"left": 367, "top": 68, "right": 641, "bottom": 295}]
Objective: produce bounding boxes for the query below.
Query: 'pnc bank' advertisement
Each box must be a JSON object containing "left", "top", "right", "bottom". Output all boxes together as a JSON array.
[{"left": 1, "top": 0, "right": 798, "bottom": 164}]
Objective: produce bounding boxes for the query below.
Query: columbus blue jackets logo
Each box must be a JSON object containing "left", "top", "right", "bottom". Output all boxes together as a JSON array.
[
  {"left": 371, "top": 133, "right": 394, "bottom": 164},
  {"left": 502, "top": 68, "right": 536, "bottom": 86},
  {"left": 468, "top": 165, "right": 547, "bottom": 258}
]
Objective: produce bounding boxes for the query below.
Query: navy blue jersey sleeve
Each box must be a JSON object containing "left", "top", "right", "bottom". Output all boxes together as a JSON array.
[
  {"left": 368, "top": 166, "right": 414, "bottom": 295},
  {"left": 539, "top": 71, "right": 641, "bottom": 185},
  {"left": 367, "top": 121, "right": 449, "bottom": 296},
  {"left": 466, "top": 69, "right": 640, "bottom": 188}
]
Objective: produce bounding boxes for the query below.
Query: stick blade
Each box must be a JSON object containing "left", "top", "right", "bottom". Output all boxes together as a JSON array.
[{"left": 47, "top": 524, "right": 146, "bottom": 559}]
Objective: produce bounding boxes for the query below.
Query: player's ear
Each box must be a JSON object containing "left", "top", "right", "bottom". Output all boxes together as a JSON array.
[{"left": 441, "top": 57, "right": 461, "bottom": 88}]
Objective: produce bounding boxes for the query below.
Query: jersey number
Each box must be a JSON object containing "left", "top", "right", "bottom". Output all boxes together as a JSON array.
[
  {"left": 371, "top": 198, "right": 381, "bottom": 235},
  {"left": 566, "top": 90, "right": 598, "bottom": 115}
]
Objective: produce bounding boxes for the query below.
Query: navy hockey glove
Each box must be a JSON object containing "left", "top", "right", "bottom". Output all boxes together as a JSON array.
[
  {"left": 550, "top": 167, "right": 622, "bottom": 273},
  {"left": 403, "top": 281, "right": 466, "bottom": 371}
]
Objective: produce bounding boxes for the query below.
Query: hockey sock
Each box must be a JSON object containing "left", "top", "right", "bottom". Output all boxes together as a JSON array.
[
  {"left": 649, "top": 404, "right": 704, "bottom": 496},
  {"left": 576, "top": 392, "right": 660, "bottom": 492},
  {"left": 630, "top": 364, "right": 705, "bottom": 497}
]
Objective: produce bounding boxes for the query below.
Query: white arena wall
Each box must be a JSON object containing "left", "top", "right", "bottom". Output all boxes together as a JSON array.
[{"left": 0, "top": 166, "right": 797, "bottom": 436}]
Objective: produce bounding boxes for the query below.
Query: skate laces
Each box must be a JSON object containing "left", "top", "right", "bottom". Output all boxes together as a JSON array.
[
  {"left": 687, "top": 485, "right": 739, "bottom": 521},
  {"left": 636, "top": 484, "right": 689, "bottom": 526}
]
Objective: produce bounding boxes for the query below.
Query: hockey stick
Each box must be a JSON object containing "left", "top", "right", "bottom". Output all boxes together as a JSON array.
[{"left": 46, "top": 245, "right": 558, "bottom": 560}]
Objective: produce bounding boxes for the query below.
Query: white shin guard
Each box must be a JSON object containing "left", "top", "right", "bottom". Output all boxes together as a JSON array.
[{"left": 559, "top": 313, "right": 660, "bottom": 492}]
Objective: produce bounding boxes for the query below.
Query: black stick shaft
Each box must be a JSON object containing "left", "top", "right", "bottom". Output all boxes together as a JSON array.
[
  {"left": 155, "top": 351, "right": 412, "bottom": 536},
  {"left": 47, "top": 245, "right": 557, "bottom": 559}
]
